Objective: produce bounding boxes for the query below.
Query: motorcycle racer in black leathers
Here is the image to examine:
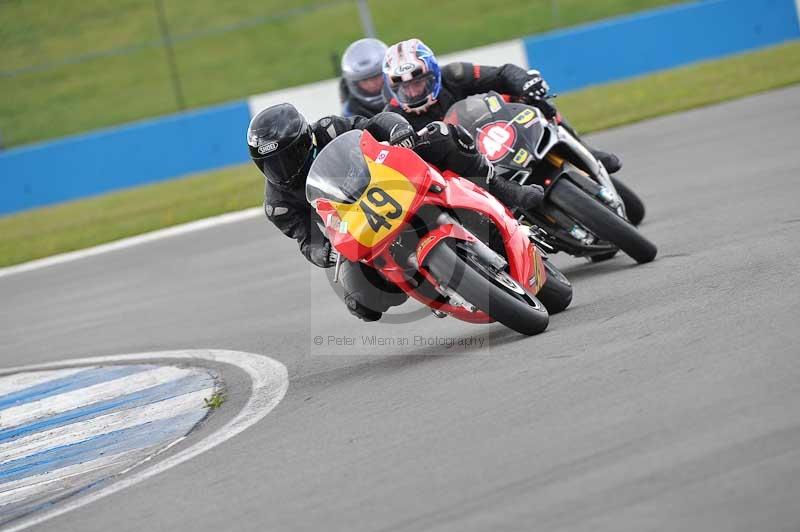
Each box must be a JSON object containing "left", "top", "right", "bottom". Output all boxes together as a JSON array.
[
  {"left": 247, "top": 103, "right": 543, "bottom": 321},
  {"left": 382, "top": 38, "right": 622, "bottom": 174},
  {"left": 339, "top": 38, "right": 390, "bottom": 119}
]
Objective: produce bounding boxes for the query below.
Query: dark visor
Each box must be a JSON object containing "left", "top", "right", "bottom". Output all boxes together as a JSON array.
[{"left": 260, "top": 128, "right": 313, "bottom": 186}]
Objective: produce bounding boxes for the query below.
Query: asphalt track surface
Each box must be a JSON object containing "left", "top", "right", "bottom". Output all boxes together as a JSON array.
[{"left": 1, "top": 86, "right": 799, "bottom": 531}]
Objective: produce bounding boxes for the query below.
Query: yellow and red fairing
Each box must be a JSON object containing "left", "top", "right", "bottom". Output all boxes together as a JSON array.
[
  {"left": 312, "top": 131, "right": 432, "bottom": 262},
  {"left": 417, "top": 169, "right": 546, "bottom": 295}
]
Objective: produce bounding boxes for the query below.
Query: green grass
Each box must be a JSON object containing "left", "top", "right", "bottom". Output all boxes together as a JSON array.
[
  {"left": 0, "top": 0, "right": 684, "bottom": 147},
  {"left": 556, "top": 41, "right": 800, "bottom": 133},
  {"left": 204, "top": 392, "right": 226, "bottom": 409},
  {"left": 1, "top": 41, "right": 799, "bottom": 268},
  {"left": 0, "top": 164, "right": 261, "bottom": 267}
]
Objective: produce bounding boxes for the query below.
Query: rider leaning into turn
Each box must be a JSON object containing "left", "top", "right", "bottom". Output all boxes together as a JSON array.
[
  {"left": 247, "top": 103, "right": 540, "bottom": 322},
  {"left": 338, "top": 38, "right": 390, "bottom": 119},
  {"left": 382, "top": 38, "right": 622, "bottom": 175}
]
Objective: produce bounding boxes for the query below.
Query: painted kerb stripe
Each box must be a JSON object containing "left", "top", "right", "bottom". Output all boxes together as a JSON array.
[
  {"left": 0, "top": 350, "right": 288, "bottom": 532},
  {"left": 0, "top": 364, "right": 217, "bottom": 525}
]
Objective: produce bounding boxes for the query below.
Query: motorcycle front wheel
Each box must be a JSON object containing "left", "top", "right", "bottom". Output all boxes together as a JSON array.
[
  {"left": 425, "top": 241, "right": 549, "bottom": 336},
  {"left": 549, "top": 179, "right": 657, "bottom": 264},
  {"left": 535, "top": 259, "right": 573, "bottom": 314}
]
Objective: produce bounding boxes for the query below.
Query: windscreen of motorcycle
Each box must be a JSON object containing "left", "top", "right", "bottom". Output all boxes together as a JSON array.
[
  {"left": 306, "top": 130, "right": 371, "bottom": 205},
  {"left": 444, "top": 94, "right": 494, "bottom": 128}
]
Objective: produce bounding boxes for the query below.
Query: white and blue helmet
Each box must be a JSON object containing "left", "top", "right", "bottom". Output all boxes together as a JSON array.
[{"left": 383, "top": 39, "right": 442, "bottom": 113}]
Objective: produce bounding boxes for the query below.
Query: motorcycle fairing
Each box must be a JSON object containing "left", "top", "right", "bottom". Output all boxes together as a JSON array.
[
  {"left": 425, "top": 170, "right": 544, "bottom": 295},
  {"left": 314, "top": 131, "right": 433, "bottom": 262}
]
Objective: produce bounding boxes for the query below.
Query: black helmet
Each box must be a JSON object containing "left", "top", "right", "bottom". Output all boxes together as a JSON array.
[
  {"left": 341, "top": 38, "right": 388, "bottom": 111},
  {"left": 247, "top": 103, "right": 315, "bottom": 189}
]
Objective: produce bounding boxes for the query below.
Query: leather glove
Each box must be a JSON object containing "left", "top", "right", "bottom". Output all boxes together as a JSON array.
[
  {"left": 529, "top": 97, "right": 558, "bottom": 121},
  {"left": 388, "top": 123, "right": 418, "bottom": 149},
  {"left": 308, "top": 240, "right": 338, "bottom": 268},
  {"left": 449, "top": 123, "right": 478, "bottom": 153},
  {"left": 418, "top": 121, "right": 477, "bottom": 153},
  {"left": 416, "top": 122, "right": 490, "bottom": 180},
  {"left": 521, "top": 69, "right": 550, "bottom": 100}
]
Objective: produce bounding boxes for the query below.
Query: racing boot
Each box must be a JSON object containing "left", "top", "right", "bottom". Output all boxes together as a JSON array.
[
  {"left": 588, "top": 148, "right": 623, "bottom": 174},
  {"left": 485, "top": 171, "right": 545, "bottom": 212},
  {"left": 344, "top": 294, "right": 382, "bottom": 322}
]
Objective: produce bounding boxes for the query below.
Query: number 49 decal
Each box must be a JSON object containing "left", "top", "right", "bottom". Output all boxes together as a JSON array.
[{"left": 358, "top": 187, "right": 403, "bottom": 232}]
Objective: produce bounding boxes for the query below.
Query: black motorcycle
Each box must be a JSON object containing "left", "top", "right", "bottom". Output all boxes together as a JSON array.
[{"left": 445, "top": 92, "right": 656, "bottom": 264}]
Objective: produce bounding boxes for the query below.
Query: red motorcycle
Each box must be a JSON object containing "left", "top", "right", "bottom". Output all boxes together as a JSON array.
[{"left": 305, "top": 129, "right": 573, "bottom": 336}]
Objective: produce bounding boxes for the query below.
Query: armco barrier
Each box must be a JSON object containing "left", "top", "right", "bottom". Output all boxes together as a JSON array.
[
  {"left": 2, "top": 0, "right": 799, "bottom": 216},
  {"left": 0, "top": 101, "right": 251, "bottom": 215},
  {"left": 524, "top": 0, "right": 800, "bottom": 93}
]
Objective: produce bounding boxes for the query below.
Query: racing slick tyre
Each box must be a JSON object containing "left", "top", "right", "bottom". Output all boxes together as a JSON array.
[
  {"left": 425, "top": 241, "right": 549, "bottom": 336},
  {"left": 590, "top": 251, "right": 618, "bottom": 263},
  {"left": 549, "top": 178, "right": 657, "bottom": 264},
  {"left": 611, "top": 176, "right": 645, "bottom": 227},
  {"left": 535, "top": 259, "right": 572, "bottom": 314}
]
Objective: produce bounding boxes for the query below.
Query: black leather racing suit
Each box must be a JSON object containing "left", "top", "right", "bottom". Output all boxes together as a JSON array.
[{"left": 384, "top": 61, "right": 622, "bottom": 173}]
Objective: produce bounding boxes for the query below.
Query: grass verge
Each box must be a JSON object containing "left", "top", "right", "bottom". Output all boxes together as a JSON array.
[
  {"left": 1, "top": 0, "right": 683, "bottom": 147},
  {"left": 1, "top": 41, "right": 798, "bottom": 268}
]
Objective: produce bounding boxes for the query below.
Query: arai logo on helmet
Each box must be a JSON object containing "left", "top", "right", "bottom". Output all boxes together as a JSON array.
[
  {"left": 258, "top": 140, "right": 279, "bottom": 155},
  {"left": 397, "top": 63, "right": 415, "bottom": 74}
]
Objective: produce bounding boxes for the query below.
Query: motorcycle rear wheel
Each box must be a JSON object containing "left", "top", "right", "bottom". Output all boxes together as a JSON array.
[
  {"left": 425, "top": 242, "right": 549, "bottom": 336},
  {"left": 549, "top": 179, "right": 657, "bottom": 264},
  {"left": 611, "top": 176, "right": 645, "bottom": 227}
]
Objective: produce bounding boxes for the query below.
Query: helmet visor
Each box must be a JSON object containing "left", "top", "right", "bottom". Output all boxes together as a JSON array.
[
  {"left": 260, "top": 127, "right": 313, "bottom": 187},
  {"left": 351, "top": 74, "right": 384, "bottom": 98},
  {"left": 390, "top": 73, "right": 436, "bottom": 108}
]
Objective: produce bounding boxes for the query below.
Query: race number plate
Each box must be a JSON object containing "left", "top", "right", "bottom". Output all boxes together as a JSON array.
[
  {"left": 330, "top": 156, "right": 417, "bottom": 248},
  {"left": 476, "top": 120, "right": 517, "bottom": 162}
]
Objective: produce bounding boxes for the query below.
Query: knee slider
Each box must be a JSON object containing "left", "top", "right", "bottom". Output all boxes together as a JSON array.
[{"left": 344, "top": 294, "right": 382, "bottom": 322}]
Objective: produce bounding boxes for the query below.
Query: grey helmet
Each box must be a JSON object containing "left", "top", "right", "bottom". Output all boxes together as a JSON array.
[{"left": 341, "top": 38, "right": 388, "bottom": 110}]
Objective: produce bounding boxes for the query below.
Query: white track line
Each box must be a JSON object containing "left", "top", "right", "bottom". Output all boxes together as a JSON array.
[
  {"left": 0, "top": 366, "right": 192, "bottom": 429},
  {"left": 0, "top": 450, "right": 148, "bottom": 507},
  {"left": 0, "top": 207, "right": 262, "bottom": 280},
  {"left": 0, "top": 387, "right": 213, "bottom": 465},
  {"left": 0, "top": 368, "right": 89, "bottom": 397},
  {"left": 0, "top": 350, "right": 288, "bottom": 532}
]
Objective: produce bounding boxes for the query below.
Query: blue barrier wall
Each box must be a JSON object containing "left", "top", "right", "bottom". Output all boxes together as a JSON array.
[
  {"left": 524, "top": 0, "right": 800, "bottom": 93},
  {"left": 0, "top": 101, "right": 252, "bottom": 215}
]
